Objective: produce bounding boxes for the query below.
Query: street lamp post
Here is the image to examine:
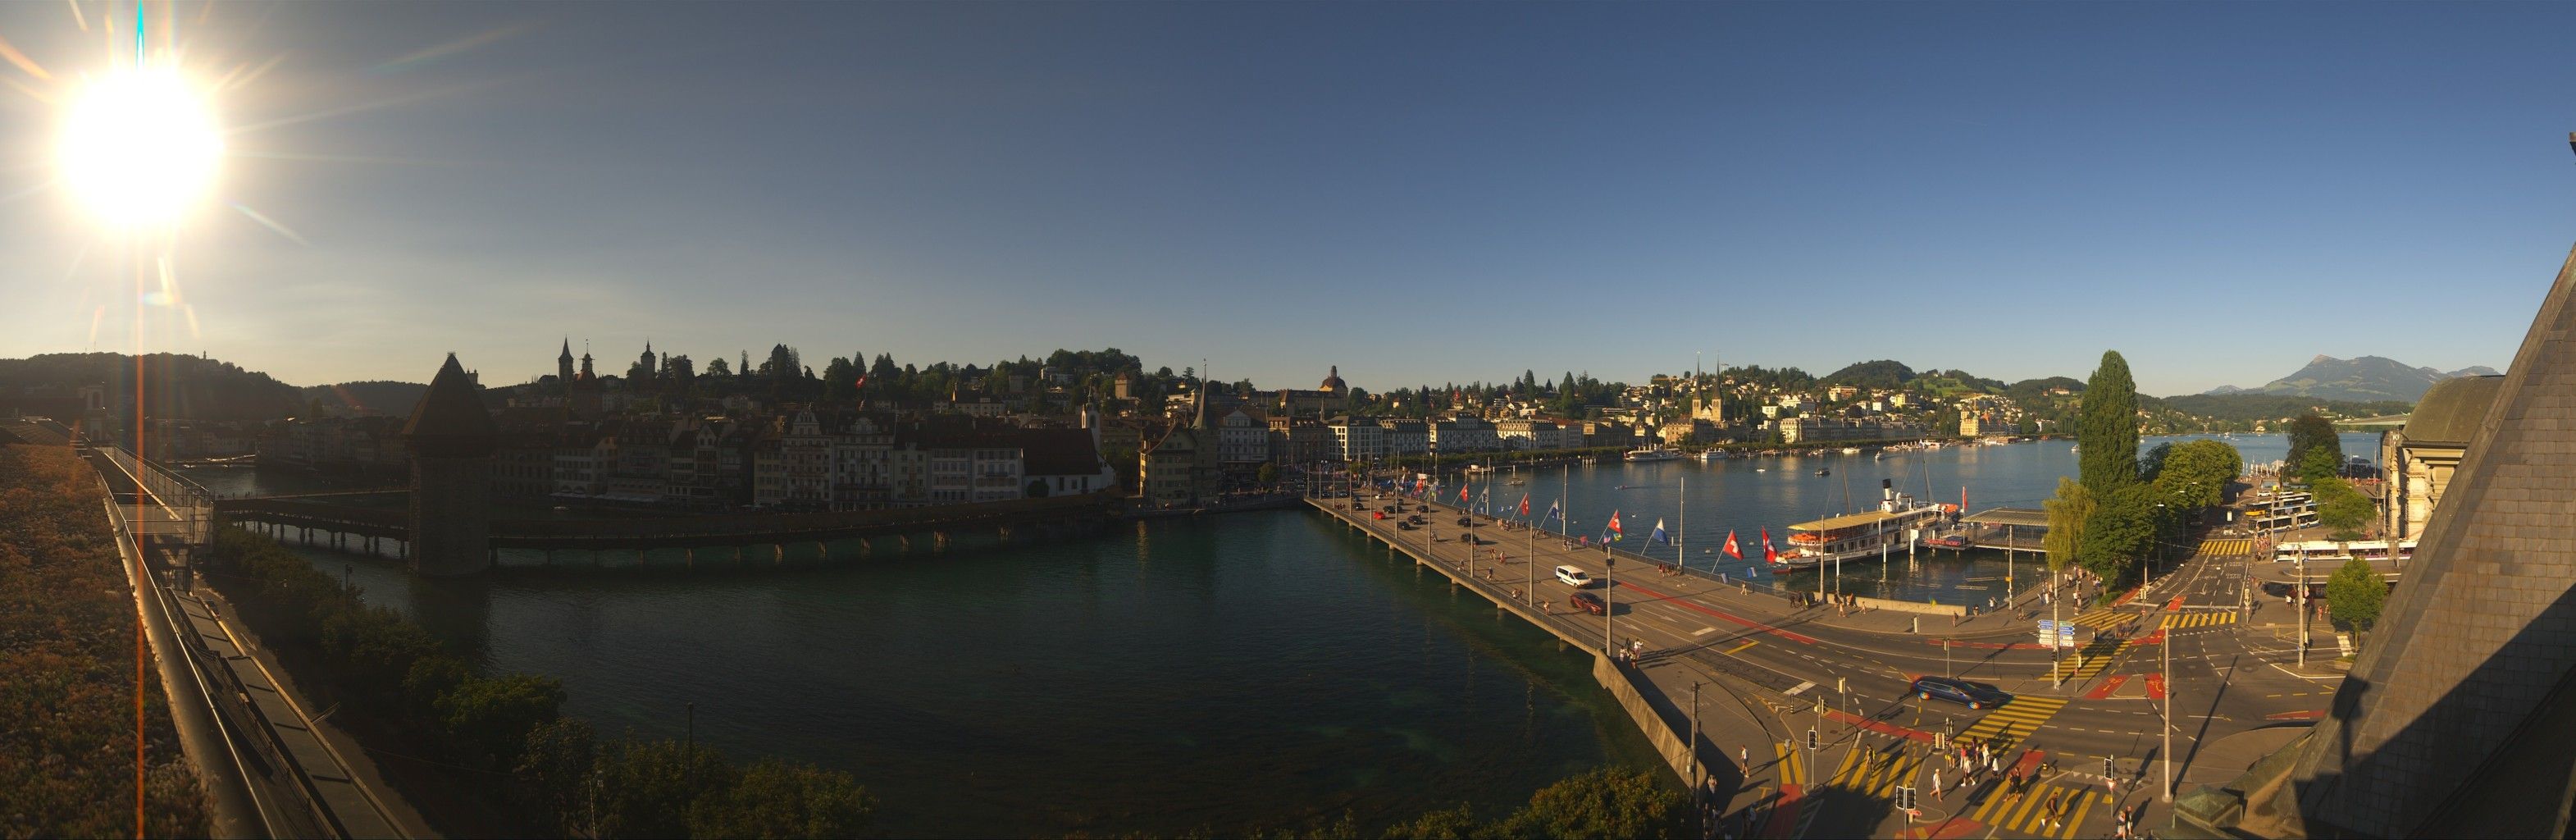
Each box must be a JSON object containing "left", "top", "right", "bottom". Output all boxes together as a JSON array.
[
  {"left": 2163, "top": 614, "right": 2174, "bottom": 803},
  {"left": 1604, "top": 550, "right": 1617, "bottom": 660}
]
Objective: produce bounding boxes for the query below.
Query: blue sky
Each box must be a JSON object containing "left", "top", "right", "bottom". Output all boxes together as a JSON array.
[{"left": 2, "top": 2, "right": 2571, "bottom": 395}]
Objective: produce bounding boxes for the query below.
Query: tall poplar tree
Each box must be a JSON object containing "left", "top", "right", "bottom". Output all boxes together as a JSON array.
[{"left": 2080, "top": 350, "right": 2141, "bottom": 496}]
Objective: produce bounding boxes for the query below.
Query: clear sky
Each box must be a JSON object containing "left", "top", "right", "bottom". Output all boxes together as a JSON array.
[{"left": 3, "top": 2, "right": 2572, "bottom": 396}]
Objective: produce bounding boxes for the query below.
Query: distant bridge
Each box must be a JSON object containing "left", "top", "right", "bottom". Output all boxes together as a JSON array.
[{"left": 214, "top": 490, "right": 1119, "bottom": 557}]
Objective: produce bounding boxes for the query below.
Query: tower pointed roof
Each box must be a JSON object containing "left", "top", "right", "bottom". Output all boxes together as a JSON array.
[
  {"left": 403, "top": 353, "right": 498, "bottom": 454},
  {"left": 559, "top": 337, "right": 573, "bottom": 361}
]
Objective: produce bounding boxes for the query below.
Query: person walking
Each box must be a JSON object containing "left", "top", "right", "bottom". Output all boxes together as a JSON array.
[
  {"left": 1740, "top": 744, "right": 1750, "bottom": 767},
  {"left": 1933, "top": 768, "right": 1944, "bottom": 801}
]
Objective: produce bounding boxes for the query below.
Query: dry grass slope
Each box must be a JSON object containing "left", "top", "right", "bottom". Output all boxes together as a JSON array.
[{"left": 0, "top": 444, "right": 208, "bottom": 838}]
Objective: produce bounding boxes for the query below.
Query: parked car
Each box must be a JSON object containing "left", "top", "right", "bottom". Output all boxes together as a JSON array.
[
  {"left": 1911, "top": 676, "right": 2010, "bottom": 710},
  {"left": 1570, "top": 591, "right": 1607, "bottom": 615}
]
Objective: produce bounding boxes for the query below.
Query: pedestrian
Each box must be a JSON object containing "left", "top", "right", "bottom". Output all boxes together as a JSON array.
[
  {"left": 1740, "top": 744, "right": 1749, "bottom": 766},
  {"left": 1933, "top": 768, "right": 1943, "bottom": 801},
  {"left": 2045, "top": 792, "right": 2064, "bottom": 829}
]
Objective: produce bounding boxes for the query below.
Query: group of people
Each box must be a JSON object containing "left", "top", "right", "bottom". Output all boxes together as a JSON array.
[{"left": 1932, "top": 738, "right": 2011, "bottom": 801}]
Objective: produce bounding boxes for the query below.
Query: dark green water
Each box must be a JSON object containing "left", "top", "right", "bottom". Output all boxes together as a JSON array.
[{"left": 300, "top": 511, "right": 1665, "bottom": 837}]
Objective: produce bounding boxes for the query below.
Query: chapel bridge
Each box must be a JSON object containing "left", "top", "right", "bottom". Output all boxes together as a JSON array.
[{"left": 214, "top": 491, "right": 1116, "bottom": 554}]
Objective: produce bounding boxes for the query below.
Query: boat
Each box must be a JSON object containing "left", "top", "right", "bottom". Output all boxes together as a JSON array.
[
  {"left": 1756, "top": 468, "right": 1768, "bottom": 472},
  {"left": 1507, "top": 477, "right": 1527, "bottom": 486},
  {"left": 1814, "top": 468, "right": 1830, "bottom": 477},
  {"left": 1766, "top": 484, "right": 1947, "bottom": 572},
  {"left": 1465, "top": 464, "right": 1492, "bottom": 474},
  {"left": 1839, "top": 446, "right": 1862, "bottom": 454},
  {"left": 1922, "top": 529, "right": 1972, "bottom": 550},
  {"left": 1624, "top": 446, "right": 1683, "bottom": 462},
  {"left": 1698, "top": 449, "right": 1730, "bottom": 462}
]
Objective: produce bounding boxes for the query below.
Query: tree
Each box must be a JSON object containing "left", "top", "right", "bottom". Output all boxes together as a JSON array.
[
  {"left": 691, "top": 758, "right": 876, "bottom": 838},
  {"left": 2138, "top": 442, "right": 2173, "bottom": 483},
  {"left": 704, "top": 357, "right": 731, "bottom": 377},
  {"left": 2078, "top": 350, "right": 2141, "bottom": 496},
  {"left": 1382, "top": 802, "right": 1479, "bottom": 839},
  {"left": 2298, "top": 448, "right": 2343, "bottom": 486},
  {"left": 2327, "top": 557, "right": 2387, "bottom": 637},
  {"left": 437, "top": 673, "right": 567, "bottom": 770},
  {"left": 2043, "top": 477, "right": 2095, "bottom": 574},
  {"left": 1498, "top": 767, "right": 1687, "bottom": 839},
  {"left": 2154, "top": 439, "right": 2241, "bottom": 509},
  {"left": 2312, "top": 476, "right": 2373, "bottom": 536},
  {"left": 2077, "top": 484, "right": 2160, "bottom": 586},
  {"left": 2285, "top": 413, "right": 2343, "bottom": 482},
  {"left": 1256, "top": 463, "right": 1279, "bottom": 487}
]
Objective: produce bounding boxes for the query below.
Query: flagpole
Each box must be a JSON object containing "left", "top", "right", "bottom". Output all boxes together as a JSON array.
[{"left": 1679, "top": 474, "right": 1687, "bottom": 573}]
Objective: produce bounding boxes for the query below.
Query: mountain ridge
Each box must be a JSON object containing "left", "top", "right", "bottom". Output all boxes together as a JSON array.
[{"left": 2199, "top": 354, "right": 2496, "bottom": 404}]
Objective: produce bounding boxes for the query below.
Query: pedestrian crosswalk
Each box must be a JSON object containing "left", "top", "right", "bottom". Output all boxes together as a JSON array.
[
  {"left": 2049, "top": 636, "right": 2129, "bottom": 684},
  {"left": 1826, "top": 741, "right": 1930, "bottom": 799},
  {"left": 1775, "top": 741, "right": 1808, "bottom": 786},
  {"left": 1966, "top": 780, "right": 2112, "bottom": 839},
  {"left": 2200, "top": 537, "right": 2255, "bottom": 556},
  {"left": 2066, "top": 609, "right": 2131, "bottom": 631},
  {"left": 1955, "top": 696, "right": 2071, "bottom": 750},
  {"left": 2161, "top": 611, "right": 2240, "bottom": 629}
]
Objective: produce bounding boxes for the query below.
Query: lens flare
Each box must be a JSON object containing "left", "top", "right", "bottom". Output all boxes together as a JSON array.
[{"left": 57, "top": 67, "right": 223, "bottom": 227}]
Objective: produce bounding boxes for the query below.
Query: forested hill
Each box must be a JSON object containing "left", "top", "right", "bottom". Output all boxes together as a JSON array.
[
  {"left": 301, "top": 381, "right": 429, "bottom": 417},
  {"left": 0, "top": 353, "right": 301, "bottom": 421}
]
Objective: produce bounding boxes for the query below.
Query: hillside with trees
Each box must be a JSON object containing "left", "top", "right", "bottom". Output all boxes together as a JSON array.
[{"left": 0, "top": 353, "right": 300, "bottom": 421}]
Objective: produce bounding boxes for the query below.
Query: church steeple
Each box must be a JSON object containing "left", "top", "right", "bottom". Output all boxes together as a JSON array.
[{"left": 558, "top": 337, "right": 576, "bottom": 386}]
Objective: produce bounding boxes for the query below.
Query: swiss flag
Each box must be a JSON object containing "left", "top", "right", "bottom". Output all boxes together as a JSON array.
[
  {"left": 1761, "top": 528, "right": 1778, "bottom": 563},
  {"left": 1457, "top": 483, "right": 1470, "bottom": 504},
  {"left": 1516, "top": 494, "right": 1530, "bottom": 517},
  {"left": 1723, "top": 530, "right": 1743, "bottom": 559},
  {"left": 1607, "top": 510, "right": 1623, "bottom": 535}
]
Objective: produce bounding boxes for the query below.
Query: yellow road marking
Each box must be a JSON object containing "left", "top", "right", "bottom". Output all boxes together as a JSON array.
[{"left": 1722, "top": 639, "right": 1758, "bottom": 655}]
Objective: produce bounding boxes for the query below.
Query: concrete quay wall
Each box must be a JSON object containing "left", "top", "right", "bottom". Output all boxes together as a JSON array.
[{"left": 1308, "top": 499, "right": 1726, "bottom": 790}]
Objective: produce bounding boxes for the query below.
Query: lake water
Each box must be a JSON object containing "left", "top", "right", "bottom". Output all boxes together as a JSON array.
[{"left": 202, "top": 431, "right": 2374, "bottom": 835}]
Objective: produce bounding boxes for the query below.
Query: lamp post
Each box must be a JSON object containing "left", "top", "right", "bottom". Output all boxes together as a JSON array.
[
  {"left": 1604, "top": 550, "right": 1617, "bottom": 660},
  {"left": 2163, "top": 614, "right": 2173, "bottom": 803}
]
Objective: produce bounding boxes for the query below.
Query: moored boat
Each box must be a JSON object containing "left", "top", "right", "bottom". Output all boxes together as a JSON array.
[{"left": 1767, "top": 483, "right": 1947, "bottom": 572}]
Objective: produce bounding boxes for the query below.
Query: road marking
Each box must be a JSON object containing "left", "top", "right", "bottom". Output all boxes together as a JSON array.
[
  {"left": 1785, "top": 681, "right": 1815, "bottom": 696},
  {"left": 1694, "top": 626, "right": 1717, "bottom": 637},
  {"left": 1724, "top": 640, "right": 1759, "bottom": 655},
  {"left": 1957, "top": 696, "right": 2072, "bottom": 749}
]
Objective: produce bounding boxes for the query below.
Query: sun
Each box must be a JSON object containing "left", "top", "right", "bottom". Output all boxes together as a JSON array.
[{"left": 57, "top": 66, "right": 224, "bottom": 228}]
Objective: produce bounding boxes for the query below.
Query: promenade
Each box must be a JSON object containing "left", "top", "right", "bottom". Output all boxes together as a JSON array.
[{"left": 1311, "top": 490, "right": 2183, "bottom": 839}]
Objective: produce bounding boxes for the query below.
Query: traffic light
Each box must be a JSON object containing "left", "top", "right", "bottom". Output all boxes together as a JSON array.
[
  {"left": 1806, "top": 728, "right": 1819, "bottom": 751},
  {"left": 1896, "top": 786, "right": 1915, "bottom": 811},
  {"left": 1934, "top": 731, "right": 1948, "bottom": 750},
  {"left": 2104, "top": 756, "right": 2117, "bottom": 778}
]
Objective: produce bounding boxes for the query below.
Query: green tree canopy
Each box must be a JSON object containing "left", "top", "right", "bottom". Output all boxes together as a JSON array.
[
  {"left": 2043, "top": 477, "right": 2095, "bottom": 573},
  {"left": 2312, "top": 476, "right": 2374, "bottom": 534},
  {"left": 2285, "top": 413, "right": 2344, "bottom": 482},
  {"left": 2154, "top": 439, "right": 2242, "bottom": 509},
  {"left": 2077, "top": 484, "right": 2161, "bottom": 584},
  {"left": 2079, "top": 350, "right": 2141, "bottom": 496},
  {"left": 2327, "top": 557, "right": 2389, "bottom": 636},
  {"left": 1497, "top": 767, "right": 1688, "bottom": 840}
]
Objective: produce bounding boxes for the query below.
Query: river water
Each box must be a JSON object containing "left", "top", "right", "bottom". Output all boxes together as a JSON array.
[{"left": 186, "top": 431, "right": 2372, "bottom": 836}]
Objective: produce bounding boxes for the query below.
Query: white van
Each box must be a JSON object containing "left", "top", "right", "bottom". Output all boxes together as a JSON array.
[{"left": 1555, "top": 565, "right": 1594, "bottom": 588}]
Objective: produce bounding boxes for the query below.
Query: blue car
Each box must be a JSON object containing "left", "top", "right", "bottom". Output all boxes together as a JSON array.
[{"left": 1913, "top": 677, "right": 2011, "bottom": 710}]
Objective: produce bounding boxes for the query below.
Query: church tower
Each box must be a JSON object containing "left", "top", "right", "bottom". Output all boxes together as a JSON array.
[
  {"left": 558, "top": 338, "right": 576, "bottom": 398},
  {"left": 402, "top": 354, "right": 498, "bottom": 576}
]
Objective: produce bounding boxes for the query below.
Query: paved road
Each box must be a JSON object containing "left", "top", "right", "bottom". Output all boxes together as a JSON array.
[{"left": 1321, "top": 490, "right": 2346, "bottom": 839}]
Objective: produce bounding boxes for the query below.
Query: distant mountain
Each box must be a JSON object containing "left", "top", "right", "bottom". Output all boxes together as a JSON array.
[
  {"left": 301, "top": 381, "right": 428, "bottom": 418},
  {"left": 2199, "top": 354, "right": 2494, "bottom": 404}
]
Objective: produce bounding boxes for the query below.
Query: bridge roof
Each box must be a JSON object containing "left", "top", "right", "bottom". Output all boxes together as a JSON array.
[{"left": 1962, "top": 507, "right": 2050, "bottom": 527}]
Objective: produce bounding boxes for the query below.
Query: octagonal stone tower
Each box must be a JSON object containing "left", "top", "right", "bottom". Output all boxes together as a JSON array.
[{"left": 402, "top": 354, "right": 497, "bottom": 576}]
